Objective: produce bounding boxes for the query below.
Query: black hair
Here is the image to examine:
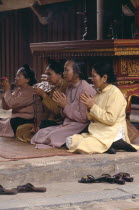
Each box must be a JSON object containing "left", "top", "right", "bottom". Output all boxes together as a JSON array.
[
  {"left": 92, "top": 62, "right": 117, "bottom": 84},
  {"left": 18, "top": 64, "right": 37, "bottom": 86},
  {"left": 48, "top": 59, "right": 64, "bottom": 75},
  {"left": 67, "top": 59, "right": 87, "bottom": 80}
]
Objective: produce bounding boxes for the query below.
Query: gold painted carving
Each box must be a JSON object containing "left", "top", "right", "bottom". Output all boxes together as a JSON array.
[
  {"left": 121, "top": 57, "right": 139, "bottom": 76},
  {"left": 117, "top": 81, "right": 135, "bottom": 85},
  {"left": 115, "top": 48, "right": 139, "bottom": 56},
  {"left": 128, "top": 59, "right": 139, "bottom": 76},
  {"left": 121, "top": 57, "right": 128, "bottom": 74}
]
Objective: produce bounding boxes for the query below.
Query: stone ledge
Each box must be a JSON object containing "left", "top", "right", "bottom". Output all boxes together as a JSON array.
[{"left": 0, "top": 151, "right": 139, "bottom": 188}]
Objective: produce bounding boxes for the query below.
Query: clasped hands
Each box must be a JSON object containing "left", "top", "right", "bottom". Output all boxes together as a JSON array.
[
  {"left": 80, "top": 92, "right": 95, "bottom": 110},
  {"left": 33, "top": 88, "right": 94, "bottom": 110},
  {"left": 33, "top": 87, "right": 46, "bottom": 98},
  {"left": 52, "top": 91, "right": 67, "bottom": 108},
  {"left": 52, "top": 91, "right": 94, "bottom": 110},
  {"left": 0, "top": 79, "right": 11, "bottom": 92}
]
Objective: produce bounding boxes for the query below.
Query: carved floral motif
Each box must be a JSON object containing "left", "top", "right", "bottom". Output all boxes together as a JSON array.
[
  {"left": 128, "top": 59, "right": 139, "bottom": 76},
  {"left": 121, "top": 57, "right": 139, "bottom": 76},
  {"left": 121, "top": 57, "right": 128, "bottom": 75}
]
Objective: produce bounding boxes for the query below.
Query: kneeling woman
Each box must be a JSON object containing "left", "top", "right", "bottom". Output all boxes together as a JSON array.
[
  {"left": 31, "top": 59, "right": 96, "bottom": 149},
  {"left": 0, "top": 65, "right": 41, "bottom": 137},
  {"left": 16, "top": 60, "right": 68, "bottom": 142},
  {"left": 66, "top": 62, "right": 139, "bottom": 154}
]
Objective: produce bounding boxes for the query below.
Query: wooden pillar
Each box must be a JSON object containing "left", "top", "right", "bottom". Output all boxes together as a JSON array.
[{"left": 97, "top": 0, "right": 104, "bottom": 40}]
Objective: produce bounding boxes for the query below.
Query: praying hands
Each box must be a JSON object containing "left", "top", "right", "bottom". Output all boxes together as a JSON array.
[
  {"left": 0, "top": 79, "right": 11, "bottom": 92},
  {"left": 53, "top": 91, "right": 68, "bottom": 108},
  {"left": 80, "top": 92, "right": 95, "bottom": 110}
]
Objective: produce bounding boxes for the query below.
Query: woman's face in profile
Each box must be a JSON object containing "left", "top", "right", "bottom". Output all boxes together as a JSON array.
[
  {"left": 91, "top": 69, "right": 106, "bottom": 90},
  {"left": 46, "top": 67, "right": 61, "bottom": 85},
  {"left": 63, "top": 61, "right": 75, "bottom": 82},
  {"left": 15, "top": 70, "right": 29, "bottom": 87}
]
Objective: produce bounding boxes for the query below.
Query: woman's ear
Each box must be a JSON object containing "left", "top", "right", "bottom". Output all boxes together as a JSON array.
[
  {"left": 74, "top": 72, "right": 80, "bottom": 78},
  {"left": 58, "top": 73, "right": 62, "bottom": 78},
  {"left": 103, "top": 75, "right": 108, "bottom": 83}
]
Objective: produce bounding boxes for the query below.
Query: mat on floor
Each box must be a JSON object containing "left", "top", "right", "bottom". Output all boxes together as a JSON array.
[
  {"left": 127, "top": 120, "right": 139, "bottom": 143},
  {"left": 0, "top": 137, "right": 74, "bottom": 160}
]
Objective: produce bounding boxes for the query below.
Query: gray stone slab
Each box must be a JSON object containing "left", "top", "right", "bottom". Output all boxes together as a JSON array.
[
  {"left": 1, "top": 152, "right": 139, "bottom": 187},
  {"left": 1, "top": 175, "right": 139, "bottom": 210}
]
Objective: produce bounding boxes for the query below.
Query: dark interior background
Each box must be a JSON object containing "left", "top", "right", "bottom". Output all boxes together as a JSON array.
[{"left": 0, "top": 0, "right": 135, "bottom": 82}]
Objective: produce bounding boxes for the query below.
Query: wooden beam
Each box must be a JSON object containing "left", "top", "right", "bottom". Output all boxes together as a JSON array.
[
  {"left": 30, "top": 39, "right": 139, "bottom": 56},
  {"left": 0, "top": 0, "right": 35, "bottom": 11},
  {"left": 37, "top": 0, "right": 70, "bottom": 5}
]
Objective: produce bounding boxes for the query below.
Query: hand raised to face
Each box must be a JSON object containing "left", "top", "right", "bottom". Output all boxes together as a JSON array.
[
  {"left": 80, "top": 92, "right": 95, "bottom": 110},
  {"left": 0, "top": 79, "right": 11, "bottom": 92},
  {"left": 52, "top": 91, "right": 68, "bottom": 108}
]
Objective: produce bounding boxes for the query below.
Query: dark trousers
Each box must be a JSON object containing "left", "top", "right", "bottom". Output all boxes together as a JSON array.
[
  {"left": 39, "top": 120, "right": 60, "bottom": 129},
  {"left": 10, "top": 117, "right": 34, "bottom": 134},
  {"left": 79, "top": 125, "right": 89, "bottom": 134}
]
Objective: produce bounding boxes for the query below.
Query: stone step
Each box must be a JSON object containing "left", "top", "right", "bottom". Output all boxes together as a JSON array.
[{"left": 0, "top": 151, "right": 139, "bottom": 188}]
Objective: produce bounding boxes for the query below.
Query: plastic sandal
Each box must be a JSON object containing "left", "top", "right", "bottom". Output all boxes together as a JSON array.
[
  {"left": 114, "top": 177, "right": 125, "bottom": 185},
  {"left": 17, "top": 183, "right": 46, "bottom": 193},
  {"left": 101, "top": 174, "right": 115, "bottom": 184},
  {"left": 122, "top": 173, "right": 134, "bottom": 182},
  {"left": 0, "top": 185, "right": 17, "bottom": 195},
  {"left": 78, "top": 175, "right": 96, "bottom": 183},
  {"left": 78, "top": 174, "right": 114, "bottom": 184},
  {"left": 114, "top": 172, "right": 134, "bottom": 182},
  {"left": 113, "top": 174, "right": 125, "bottom": 185}
]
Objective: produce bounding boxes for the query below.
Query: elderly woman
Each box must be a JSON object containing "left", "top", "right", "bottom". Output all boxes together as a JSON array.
[
  {"left": 31, "top": 59, "right": 96, "bottom": 149},
  {"left": 66, "top": 62, "right": 139, "bottom": 154},
  {"left": 16, "top": 60, "right": 68, "bottom": 142},
  {"left": 0, "top": 64, "right": 42, "bottom": 137}
]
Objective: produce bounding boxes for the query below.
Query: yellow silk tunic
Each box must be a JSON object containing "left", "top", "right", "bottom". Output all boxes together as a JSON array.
[{"left": 69, "top": 84, "right": 139, "bottom": 154}]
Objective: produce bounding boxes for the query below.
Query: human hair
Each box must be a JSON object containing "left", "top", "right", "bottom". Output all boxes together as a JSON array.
[
  {"left": 18, "top": 64, "right": 37, "bottom": 86},
  {"left": 48, "top": 59, "right": 64, "bottom": 75},
  {"left": 68, "top": 59, "right": 87, "bottom": 80},
  {"left": 93, "top": 62, "right": 117, "bottom": 84}
]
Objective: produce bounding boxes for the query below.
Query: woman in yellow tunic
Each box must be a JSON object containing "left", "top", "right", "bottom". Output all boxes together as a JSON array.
[{"left": 67, "top": 62, "right": 139, "bottom": 154}]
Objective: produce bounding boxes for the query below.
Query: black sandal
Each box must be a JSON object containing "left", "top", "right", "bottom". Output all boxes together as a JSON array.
[
  {"left": 0, "top": 185, "right": 17, "bottom": 195},
  {"left": 101, "top": 174, "right": 115, "bottom": 183},
  {"left": 114, "top": 172, "right": 134, "bottom": 182},
  {"left": 78, "top": 174, "right": 114, "bottom": 184},
  {"left": 113, "top": 174, "right": 125, "bottom": 185},
  {"left": 78, "top": 175, "right": 96, "bottom": 183},
  {"left": 17, "top": 183, "right": 46, "bottom": 193}
]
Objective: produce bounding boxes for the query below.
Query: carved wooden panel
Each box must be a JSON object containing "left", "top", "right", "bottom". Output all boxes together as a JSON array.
[
  {"left": 30, "top": 39, "right": 139, "bottom": 57},
  {"left": 121, "top": 56, "right": 139, "bottom": 77}
]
